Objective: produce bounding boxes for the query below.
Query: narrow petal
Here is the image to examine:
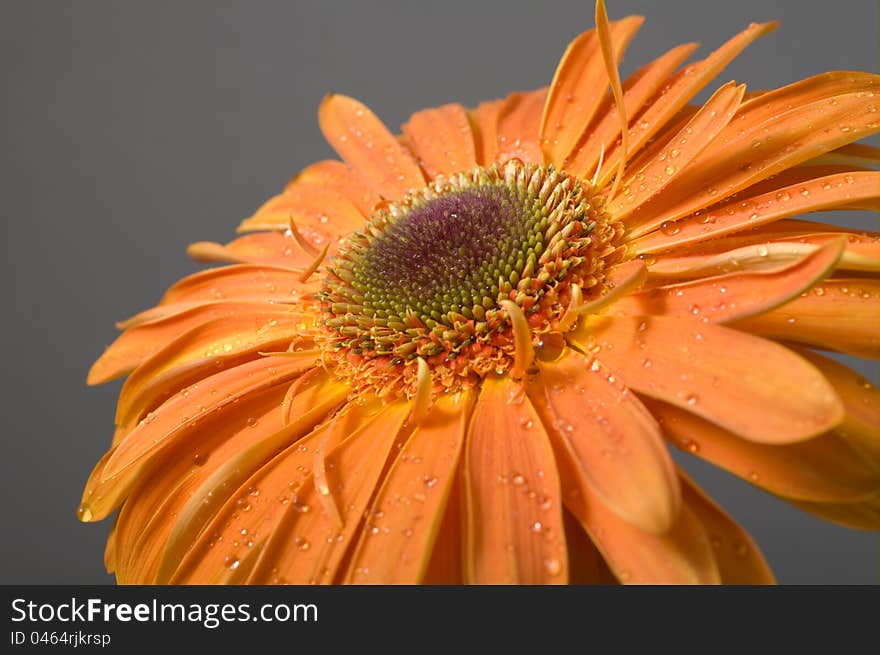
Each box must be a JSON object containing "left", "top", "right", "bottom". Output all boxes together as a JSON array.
[
  {"left": 151, "top": 377, "right": 349, "bottom": 583},
  {"left": 612, "top": 238, "right": 844, "bottom": 323},
  {"left": 560, "top": 459, "right": 719, "bottom": 584},
  {"left": 562, "top": 509, "right": 609, "bottom": 584},
  {"left": 470, "top": 98, "right": 504, "bottom": 166},
  {"left": 596, "top": 21, "right": 779, "bottom": 189},
  {"left": 187, "top": 232, "right": 317, "bottom": 270},
  {"left": 282, "top": 159, "right": 380, "bottom": 215},
  {"left": 679, "top": 473, "right": 775, "bottom": 584},
  {"left": 624, "top": 74, "right": 880, "bottom": 233},
  {"left": 421, "top": 475, "right": 464, "bottom": 584},
  {"left": 495, "top": 89, "right": 548, "bottom": 164},
  {"left": 791, "top": 494, "right": 880, "bottom": 530},
  {"left": 463, "top": 376, "right": 568, "bottom": 584},
  {"left": 160, "top": 264, "right": 311, "bottom": 306},
  {"left": 83, "top": 355, "right": 315, "bottom": 523},
  {"left": 610, "top": 82, "right": 745, "bottom": 223},
  {"left": 793, "top": 348, "right": 880, "bottom": 467},
  {"left": 169, "top": 400, "right": 379, "bottom": 584},
  {"left": 808, "top": 142, "right": 880, "bottom": 168},
  {"left": 402, "top": 103, "right": 477, "bottom": 179},
  {"left": 246, "top": 401, "right": 411, "bottom": 584},
  {"left": 113, "top": 384, "right": 292, "bottom": 582},
  {"left": 567, "top": 42, "right": 699, "bottom": 178},
  {"left": 651, "top": 399, "right": 880, "bottom": 502},
  {"left": 631, "top": 171, "right": 880, "bottom": 253},
  {"left": 540, "top": 16, "right": 644, "bottom": 167},
  {"left": 238, "top": 182, "right": 367, "bottom": 236},
  {"left": 114, "top": 312, "right": 306, "bottom": 433},
  {"left": 731, "top": 278, "right": 880, "bottom": 358},
  {"left": 88, "top": 301, "right": 309, "bottom": 384},
  {"left": 642, "top": 225, "right": 880, "bottom": 278},
  {"left": 318, "top": 94, "right": 425, "bottom": 199},
  {"left": 527, "top": 348, "right": 680, "bottom": 534},
  {"left": 345, "top": 390, "right": 474, "bottom": 583},
  {"left": 568, "top": 315, "right": 844, "bottom": 443},
  {"left": 104, "top": 517, "right": 118, "bottom": 574}
]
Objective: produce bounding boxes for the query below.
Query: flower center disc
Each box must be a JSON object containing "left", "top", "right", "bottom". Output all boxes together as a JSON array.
[{"left": 320, "top": 160, "right": 618, "bottom": 397}]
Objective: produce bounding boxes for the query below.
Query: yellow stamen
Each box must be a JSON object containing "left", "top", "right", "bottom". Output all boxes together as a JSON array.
[
  {"left": 407, "top": 357, "right": 432, "bottom": 426},
  {"left": 500, "top": 299, "right": 534, "bottom": 381},
  {"left": 596, "top": 0, "right": 629, "bottom": 203}
]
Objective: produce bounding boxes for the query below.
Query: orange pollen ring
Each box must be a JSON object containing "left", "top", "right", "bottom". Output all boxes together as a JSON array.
[{"left": 318, "top": 160, "right": 622, "bottom": 398}]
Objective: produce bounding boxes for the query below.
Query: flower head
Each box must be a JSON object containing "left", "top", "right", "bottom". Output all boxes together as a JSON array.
[{"left": 81, "top": 1, "right": 880, "bottom": 584}]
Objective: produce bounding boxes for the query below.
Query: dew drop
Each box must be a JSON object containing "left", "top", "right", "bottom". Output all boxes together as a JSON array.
[
  {"left": 543, "top": 558, "right": 562, "bottom": 576},
  {"left": 660, "top": 220, "right": 680, "bottom": 236}
]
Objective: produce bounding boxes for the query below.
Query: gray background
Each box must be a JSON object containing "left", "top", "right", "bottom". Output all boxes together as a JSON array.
[{"left": 1, "top": 0, "right": 877, "bottom": 584}]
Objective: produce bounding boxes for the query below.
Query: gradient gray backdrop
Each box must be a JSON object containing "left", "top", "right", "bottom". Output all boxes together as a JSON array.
[{"left": 2, "top": 0, "right": 878, "bottom": 584}]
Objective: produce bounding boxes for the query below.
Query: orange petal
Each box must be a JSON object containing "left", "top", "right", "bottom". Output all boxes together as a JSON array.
[
  {"left": 470, "top": 98, "right": 504, "bottom": 166},
  {"left": 402, "top": 103, "right": 477, "bottom": 179},
  {"left": 345, "top": 390, "right": 474, "bottom": 583},
  {"left": 596, "top": 21, "right": 778, "bottom": 189},
  {"left": 562, "top": 509, "right": 608, "bottom": 584},
  {"left": 631, "top": 171, "right": 880, "bottom": 253},
  {"left": 731, "top": 278, "right": 880, "bottom": 358},
  {"left": 83, "top": 355, "right": 316, "bottom": 524},
  {"left": 187, "top": 232, "right": 317, "bottom": 270},
  {"left": 114, "top": 312, "right": 306, "bottom": 433},
  {"left": 104, "top": 517, "right": 118, "bottom": 574},
  {"left": 495, "top": 89, "right": 548, "bottom": 165},
  {"left": 679, "top": 472, "right": 775, "bottom": 584},
  {"left": 808, "top": 142, "right": 880, "bottom": 168},
  {"left": 88, "top": 301, "right": 308, "bottom": 384},
  {"left": 246, "top": 400, "right": 411, "bottom": 584},
  {"left": 318, "top": 94, "right": 425, "bottom": 199},
  {"left": 613, "top": 237, "right": 844, "bottom": 323},
  {"left": 790, "top": 494, "right": 880, "bottom": 530},
  {"left": 651, "top": 399, "right": 880, "bottom": 503},
  {"left": 463, "top": 376, "right": 568, "bottom": 584},
  {"left": 540, "top": 16, "right": 644, "bottom": 167},
  {"left": 641, "top": 225, "right": 880, "bottom": 278},
  {"left": 113, "top": 383, "right": 292, "bottom": 582},
  {"left": 150, "top": 377, "right": 349, "bottom": 583},
  {"left": 282, "top": 159, "right": 380, "bottom": 216},
  {"left": 566, "top": 41, "right": 699, "bottom": 178},
  {"left": 527, "top": 348, "right": 680, "bottom": 534},
  {"left": 160, "top": 264, "right": 311, "bottom": 305},
  {"left": 169, "top": 400, "right": 378, "bottom": 584},
  {"left": 625, "top": 73, "right": 880, "bottom": 231},
  {"left": 560, "top": 460, "right": 719, "bottom": 584},
  {"left": 611, "top": 82, "right": 745, "bottom": 222},
  {"left": 568, "top": 315, "right": 844, "bottom": 443},
  {"left": 421, "top": 472, "right": 464, "bottom": 584},
  {"left": 238, "top": 181, "right": 367, "bottom": 237},
  {"left": 793, "top": 348, "right": 880, "bottom": 467}
]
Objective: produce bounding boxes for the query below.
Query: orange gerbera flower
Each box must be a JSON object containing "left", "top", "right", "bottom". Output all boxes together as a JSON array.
[{"left": 80, "top": 1, "right": 880, "bottom": 584}]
